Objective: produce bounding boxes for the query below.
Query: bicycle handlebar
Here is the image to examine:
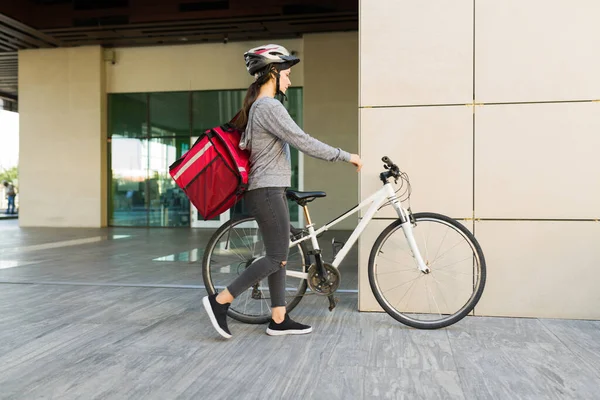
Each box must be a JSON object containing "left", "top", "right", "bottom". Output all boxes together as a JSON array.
[{"left": 380, "top": 156, "right": 401, "bottom": 183}]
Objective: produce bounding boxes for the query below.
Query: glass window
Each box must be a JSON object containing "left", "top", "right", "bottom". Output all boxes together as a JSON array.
[
  {"left": 285, "top": 88, "right": 303, "bottom": 129},
  {"left": 192, "top": 90, "right": 244, "bottom": 136},
  {"left": 108, "top": 93, "right": 148, "bottom": 138},
  {"left": 149, "top": 92, "right": 190, "bottom": 137}
]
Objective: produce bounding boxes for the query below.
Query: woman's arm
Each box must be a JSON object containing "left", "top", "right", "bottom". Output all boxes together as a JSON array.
[{"left": 256, "top": 99, "right": 351, "bottom": 162}]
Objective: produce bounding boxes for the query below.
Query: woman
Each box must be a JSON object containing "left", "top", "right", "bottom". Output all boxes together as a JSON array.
[{"left": 203, "top": 44, "right": 363, "bottom": 338}]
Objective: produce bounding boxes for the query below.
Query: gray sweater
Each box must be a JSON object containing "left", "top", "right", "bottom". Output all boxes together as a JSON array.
[{"left": 239, "top": 97, "right": 351, "bottom": 191}]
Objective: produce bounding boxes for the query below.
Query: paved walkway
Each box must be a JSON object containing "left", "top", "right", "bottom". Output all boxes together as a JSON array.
[{"left": 1, "top": 219, "right": 599, "bottom": 399}]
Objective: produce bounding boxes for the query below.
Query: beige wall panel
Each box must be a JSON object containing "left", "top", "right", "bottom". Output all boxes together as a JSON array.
[
  {"left": 360, "top": 106, "right": 473, "bottom": 219},
  {"left": 19, "top": 46, "right": 106, "bottom": 227},
  {"left": 106, "top": 40, "right": 304, "bottom": 93},
  {"left": 303, "top": 32, "right": 359, "bottom": 229},
  {"left": 360, "top": 0, "right": 473, "bottom": 106},
  {"left": 475, "top": 102, "right": 600, "bottom": 219},
  {"left": 476, "top": 0, "right": 600, "bottom": 102},
  {"left": 475, "top": 221, "right": 600, "bottom": 319}
]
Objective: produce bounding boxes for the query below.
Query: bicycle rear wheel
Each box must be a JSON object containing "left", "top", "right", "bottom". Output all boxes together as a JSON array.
[
  {"left": 202, "top": 216, "right": 309, "bottom": 324},
  {"left": 368, "top": 212, "right": 486, "bottom": 329}
]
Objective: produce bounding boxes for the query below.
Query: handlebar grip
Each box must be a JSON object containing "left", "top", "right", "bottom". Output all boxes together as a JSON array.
[{"left": 382, "top": 156, "right": 393, "bottom": 165}]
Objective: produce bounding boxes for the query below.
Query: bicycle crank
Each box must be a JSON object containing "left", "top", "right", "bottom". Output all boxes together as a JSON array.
[{"left": 307, "top": 262, "right": 340, "bottom": 296}]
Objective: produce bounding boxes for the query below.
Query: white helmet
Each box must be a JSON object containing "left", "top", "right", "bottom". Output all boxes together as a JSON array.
[{"left": 244, "top": 44, "right": 300, "bottom": 77}]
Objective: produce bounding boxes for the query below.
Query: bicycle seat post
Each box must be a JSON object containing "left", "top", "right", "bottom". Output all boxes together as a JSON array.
[
  {"left": 301, "top": 204, "right": 327, "bottom": 277},
  {"left": 302, "top": 204, "right": 313, "bottom": 227}
]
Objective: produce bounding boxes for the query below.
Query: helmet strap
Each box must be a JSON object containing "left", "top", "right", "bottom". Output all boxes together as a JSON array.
[{"left": 274, "top": 71, "right": 287, "bottom": 103}]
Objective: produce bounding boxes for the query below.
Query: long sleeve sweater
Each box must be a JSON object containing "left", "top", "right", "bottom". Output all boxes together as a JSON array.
[{"left": 239, "top": 96, "right": 351, "bottom": 191}]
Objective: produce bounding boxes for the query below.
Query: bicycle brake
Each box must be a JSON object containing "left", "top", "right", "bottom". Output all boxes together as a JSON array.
[{"left": 327, "top": 294, "right": 339, "bottom": 312}]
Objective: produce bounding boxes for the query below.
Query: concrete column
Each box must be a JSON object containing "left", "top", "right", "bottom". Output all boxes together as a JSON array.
[{"left": 19, "top": 46, "right": 107, "bottom": 227}]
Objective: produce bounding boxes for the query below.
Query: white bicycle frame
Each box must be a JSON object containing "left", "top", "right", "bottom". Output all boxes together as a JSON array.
[{"left": 286, "top": 182, "right": 430, "bottom": 281}]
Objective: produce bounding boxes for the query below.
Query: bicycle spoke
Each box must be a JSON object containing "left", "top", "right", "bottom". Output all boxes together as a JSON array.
[
  {"left": 431, "top": 256, "right": 474, "bottom": 271},
  {"left": 388, "top": 235, "right": 417, "bottom": 256},
  {"left": 376, "top": 254, "right": 418, "bottom": 271},
  {"left": 376, "top": 268, "right": 421, "bottom": 275},
  {"left": 431, "top": 227, "right": 449, "bottom": 264},
  {"left": 430, "top": 272, "right": 452, "bottom": 315},
  {"left": 427, "top": 282, "right": 442, "bottom": 319},
  {"left": 380, "top": 273, "right": 423, "bottom": 294},
  {"left": 233, "top": 228, "right": 254, "bottom": 254},
  {"left": 425, "top": 278, "right": 433, "bottom": 316},
  {"left": 433, "top": 269, "right": 476, "bottom": 278},
  {"left": 429, "top": 238, "right": 468, "bottom": 266},
  {"left": 393, "top": 273, "right": 420, "bottom": 311}
]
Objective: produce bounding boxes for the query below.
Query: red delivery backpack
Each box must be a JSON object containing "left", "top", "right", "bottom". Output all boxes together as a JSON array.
[{"left": 169, "top": 114, "right": 250, "bottom": 220}]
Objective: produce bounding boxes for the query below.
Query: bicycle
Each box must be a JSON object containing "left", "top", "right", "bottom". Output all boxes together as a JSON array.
[{"left": 202, "top": 156, "right": 486, "bottom": 329}]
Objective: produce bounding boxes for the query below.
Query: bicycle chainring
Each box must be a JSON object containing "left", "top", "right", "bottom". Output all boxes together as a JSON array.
[{"left": 307, "top": 262, "right": 341, "bottom": 296}]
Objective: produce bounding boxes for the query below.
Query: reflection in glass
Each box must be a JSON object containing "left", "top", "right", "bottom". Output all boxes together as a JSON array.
[
  {"left": 110, "top": 137, "right": 190, "bottom": 227},
  {"left": 148, "top": 138, "right": 190, "bottom": 226},
  {"left": 110, "top": 137, "right": 149, "bottom": 226}
]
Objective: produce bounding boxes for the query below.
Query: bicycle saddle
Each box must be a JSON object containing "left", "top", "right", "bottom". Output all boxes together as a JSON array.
[{"left": 285, "top": 190, "right": 327, "bottom": 206}]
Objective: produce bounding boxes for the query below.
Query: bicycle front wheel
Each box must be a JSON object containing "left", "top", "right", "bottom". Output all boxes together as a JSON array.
[
  {"left": 202, "top": 216, "right": 309, "bottom": 324},
  {"left": 368, "top": 212, "right": 486, "bottom": 329}
]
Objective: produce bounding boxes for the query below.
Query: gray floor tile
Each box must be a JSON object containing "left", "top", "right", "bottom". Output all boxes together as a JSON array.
[
  {"left": 363, "top": 367, "right": 465, "bottom": 400},
  {"left": 1, "top": 221, "right": 599, "bottom": 399},
  {"left": 540, "top": 319, "right": 600, "bottom": 378}
]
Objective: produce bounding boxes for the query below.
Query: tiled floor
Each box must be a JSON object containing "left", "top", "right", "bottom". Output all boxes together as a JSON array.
[{"left": 1, "top": 219, "right": 599, "bottom": 399}]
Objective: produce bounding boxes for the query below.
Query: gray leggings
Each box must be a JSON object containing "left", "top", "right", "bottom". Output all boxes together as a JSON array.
[{"left": 227, "top": 187, "right": 290, "bottom": 307}]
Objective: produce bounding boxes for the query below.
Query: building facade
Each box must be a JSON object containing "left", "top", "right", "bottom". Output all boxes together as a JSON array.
[{"left": 15, "top": 1, "right": 600, "bottom": 319}]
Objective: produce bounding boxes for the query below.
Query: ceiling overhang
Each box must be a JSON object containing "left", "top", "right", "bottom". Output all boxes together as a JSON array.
[{"left": 0, "top": 0, "right": 358, "bottom": 101}]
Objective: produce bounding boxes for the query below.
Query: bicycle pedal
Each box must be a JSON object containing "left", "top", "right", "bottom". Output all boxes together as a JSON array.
[{"left": 251, "top": 285, "right": 263, "bottom": 300}]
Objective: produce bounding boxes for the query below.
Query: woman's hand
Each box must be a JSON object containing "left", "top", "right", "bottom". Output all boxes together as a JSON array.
[{"left": 349, "top": 154, "right": 363, "bottom": 172}]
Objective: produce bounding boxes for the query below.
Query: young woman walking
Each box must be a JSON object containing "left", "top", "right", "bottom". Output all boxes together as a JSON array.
[{"left": 203, "top": 44, "right": 363, "bottom": 338}]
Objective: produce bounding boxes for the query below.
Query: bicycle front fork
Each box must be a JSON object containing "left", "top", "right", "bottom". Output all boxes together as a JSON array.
[
  {"left": 387, "top": 186, "right": 431, "bottom": 274},
  {"left": 400, "top": 221, "right": 430, "bottom": 274}
]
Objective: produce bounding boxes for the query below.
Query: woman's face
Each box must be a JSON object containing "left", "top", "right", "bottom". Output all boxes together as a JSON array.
[{"left": 278, "top": 68, "right": 292, "bottom": 93}]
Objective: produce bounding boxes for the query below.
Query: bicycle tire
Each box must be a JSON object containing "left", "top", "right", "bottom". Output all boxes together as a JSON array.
[{"left": 368, "top": 212, "right": 486, "bottom": 329}]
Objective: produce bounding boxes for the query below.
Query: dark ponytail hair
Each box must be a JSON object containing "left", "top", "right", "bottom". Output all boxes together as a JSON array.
[{"left": 234, "top": 66, "right": 277, "bottom": 131}]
